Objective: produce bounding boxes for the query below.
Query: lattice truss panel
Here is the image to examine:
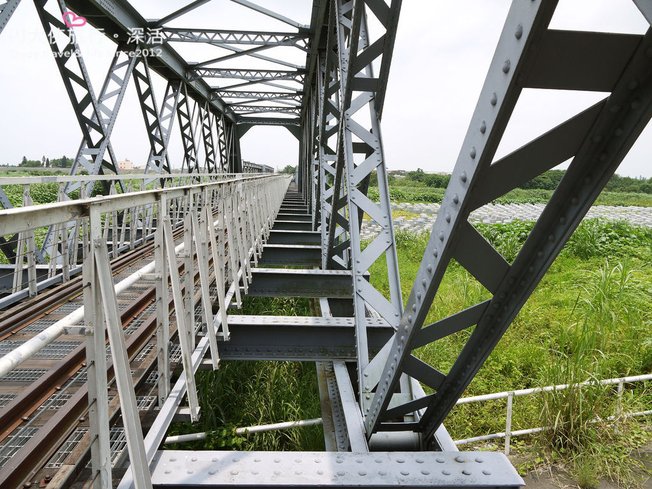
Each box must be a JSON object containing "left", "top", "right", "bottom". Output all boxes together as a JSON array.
[
  {"left": 312, "top": 0, "right": 405, "bottom": 415},
  {"left": 360, "top": 0, "right": 652, "bottom": 443}
]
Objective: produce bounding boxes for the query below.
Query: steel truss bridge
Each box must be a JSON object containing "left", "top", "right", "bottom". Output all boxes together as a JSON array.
[{"left": 0, "top": 0, "right": 650, "bottom": 487}]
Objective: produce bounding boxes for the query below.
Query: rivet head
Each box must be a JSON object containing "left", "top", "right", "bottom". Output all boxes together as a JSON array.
[
  {"left": 453, "top": 194, "right": 459, "bottom": 204},
  {"left": 445, "top": 213, "right": 451, "bottom": 223},
  {"left": 455, "top": 456, "right": 465, "bottom": 463},
  {"left": 470, "top": 147, "right": 476, "bottom": 159},
  {"left": 442, "top": 469, "right": 451, "bottom": 475},
  {"left": 460, "top": 171, "right": 467, "bottom": 183},
  {"left": 502, "top": 59, "right": 511, "bottom": 73},
  {"left": 515, "top": 24, "right": 523, "bottom": 39},
  {"left": 463, "top": 469, "right": 472, "bottom": 475},
  {"left": 436, "top": 457, "right": 445, "bottom": 463},
  {"left": 400, "top": 470, "right": 410, "bottom": 476},
  {"left": 480, "top": 121, "right": 486, "bottom": 134},
  {"left": 438, "top": 231, "right": 445, "bottom": 241},
  {"left": 490, "top": 93, "right": 497, "bottom": 106},
  {"left": 421, "top": 469, "right": 430, "bottom": 475},
  {"left": 483, "top": 469, "right": 492, "bottom": 475}
]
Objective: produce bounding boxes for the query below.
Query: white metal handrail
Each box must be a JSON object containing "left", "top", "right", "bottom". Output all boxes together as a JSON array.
[
  {"left": 0, "top": 173, "right": 274, "bottom": 307},
  {"left": 453, "top": 373, "right": 652, "bottom": 455},
  {"left": 0, "top": 173, "right": 291, "bottom": 489}
]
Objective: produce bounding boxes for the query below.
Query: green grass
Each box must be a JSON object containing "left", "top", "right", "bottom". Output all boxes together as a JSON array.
[
  {"left": 369, "top": 220, "right": 652, "bottom": 486},
  {"left": 168, "top": 296, "right": 324, "bottom": 451}
]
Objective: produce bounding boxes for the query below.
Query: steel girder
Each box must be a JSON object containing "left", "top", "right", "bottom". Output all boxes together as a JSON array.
[
  {"left": 154, "top": 0, "right": 212, "bottom": 27},
  {"left": 219, "top": 90, "right": 303, "bottom": 103},
  {"left": 364, "top": 0, "right": 652, "bottom": 444},
  {"left": 313, "top": 0, "right": 404, "bottom": 410},
  {"left": 200, "top": 102, "right": 219, "bottom": 173},
  {"left": 162, "top": 28, "right": 309, "bottom": 49},
  {"left": 176, "top": 83, "right": 201, "bottom": 174},
  {"left": 133, "top": 64, "right": 179, "bottom": 176},
  {"left": 34, "top": 0, "right": 129, "bottom": 195},
  {"left": 193, "top": 68, "right": 306, "bottom": 83},
  {"left": 0, "top": 0, "right": 20, "bottom": 35},
  {"left": 231, "top": 105, "right": 301, "bottom": 115}
]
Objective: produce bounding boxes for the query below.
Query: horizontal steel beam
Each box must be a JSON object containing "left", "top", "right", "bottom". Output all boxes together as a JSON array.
[
  {"left": 247, "top": 268, "right": 354, "bottom": 298},
  {"left": 213, "top": 315, "right": 393, "bottom": 361},
  {"left": 219, "top": 90, "right": 303, "bottom": 102},
  {"left": 272, "top": 220, "right": 313, "bottom": 231},
  {"left": 231, "top": 105, "right": 301, "bottom": 115},
  {"left": 193, "top": 68, "right": 305, "bottom": 82},
  {"left": 162, "top": 28, "right": 309, "bottom": 46},
  {"left": 258, "top": 244, "right": 321, "bottom": 266},
  {"left": 238, "top": 117, "right": 301, "bottom": 126},
  {"left": 267, "top": 230, "right": 320, "bottom": 245},
  {"left": 150, "top": 450, "right": 524, "bottom": 487}
]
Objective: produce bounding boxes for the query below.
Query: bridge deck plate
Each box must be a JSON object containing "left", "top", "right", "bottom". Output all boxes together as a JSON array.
[{"left": 150, "top": 450, "right": 524, "bottom": 487}]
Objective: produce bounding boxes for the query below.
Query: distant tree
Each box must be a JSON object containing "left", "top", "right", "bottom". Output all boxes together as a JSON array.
[
  {"left": 51, "top": 155, "right": 72, "bottom": 168},
  {"left": 406, "top": 168, "right": 426, "bottom": 182},
  {"left": 45, "top": 158, "right": 50, "bottom": 168},
  {"left": 19, "top": 156, "right": 42, "bottom": 167},
  {"left": 280, "top": 164, "right": 296, "bottom": 174}
]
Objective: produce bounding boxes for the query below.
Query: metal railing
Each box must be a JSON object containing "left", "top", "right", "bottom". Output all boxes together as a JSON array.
[
  {"left": 453, "top": 373, "right": 652, "bottom": 455},
  {"left": 0, "top": 173, "right": 291, "bottom": 489},
  {"left": 0, "top": 172, "right": 253, "bottom": 307}
]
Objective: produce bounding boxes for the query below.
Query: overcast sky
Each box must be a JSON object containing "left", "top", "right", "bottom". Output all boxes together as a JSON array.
[{"left": 0, "top": 0, "right": 649, "bottom": 177}]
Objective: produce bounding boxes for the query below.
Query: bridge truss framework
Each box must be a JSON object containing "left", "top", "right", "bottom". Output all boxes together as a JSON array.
[{"left": 0, "top": 0, "right": 650, "bottom": 488}]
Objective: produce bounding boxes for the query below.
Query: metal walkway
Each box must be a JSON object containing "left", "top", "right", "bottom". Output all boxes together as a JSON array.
[{"left": 0, "top": 0, "right": 650, "bottom": 488}]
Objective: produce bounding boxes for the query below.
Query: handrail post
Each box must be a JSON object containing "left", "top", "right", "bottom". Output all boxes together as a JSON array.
[{"left": 505, "top": 391, "right": 514, "bottom": 456}]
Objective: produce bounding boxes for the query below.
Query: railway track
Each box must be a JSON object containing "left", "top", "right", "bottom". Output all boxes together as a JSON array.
[{"left": 0, "top": 224, "right": 207, "bottom": 488}]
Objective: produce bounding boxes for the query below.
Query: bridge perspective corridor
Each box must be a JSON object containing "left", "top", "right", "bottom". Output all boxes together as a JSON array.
[{"left": 0, "top": 0, "right": 651, "bottom": 488}]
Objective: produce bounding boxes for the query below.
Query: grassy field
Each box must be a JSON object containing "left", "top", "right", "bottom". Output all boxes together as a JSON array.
[
  {"left": 168, "top": 218, "right": 651, "bottom": 487},
  {"left": 367, "top": 185, "right": 652, "bottom": 207}
]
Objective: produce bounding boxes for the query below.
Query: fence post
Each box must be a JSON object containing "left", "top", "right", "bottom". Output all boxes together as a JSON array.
[
  {"left": 505, "top": 391, "right": 514, "bottom": 456},
  {"left": 616, "top": 381, "right": 624, "bottom": 417}
]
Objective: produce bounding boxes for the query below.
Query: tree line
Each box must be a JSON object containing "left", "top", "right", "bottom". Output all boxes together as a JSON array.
[
  {"left": 16, "top": 155, "right": 73, "bottom": 168},
  {"left": 381, "top": 168, "right": 652, "bottom": 194}
]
